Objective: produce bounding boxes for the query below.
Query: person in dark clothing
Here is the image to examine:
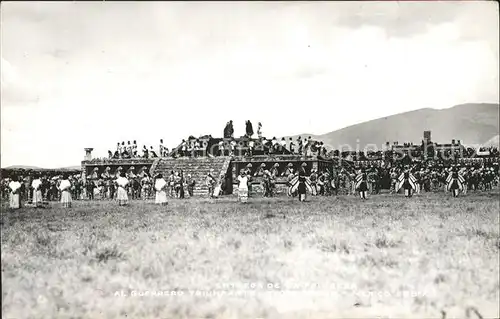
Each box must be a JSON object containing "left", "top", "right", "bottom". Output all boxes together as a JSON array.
[
  {"left": 446, "top": 167, "right": 464, "bottom": 197},
  {"left": 228, "top": 120, "right": 234, "bottom": 138},
  {"left": 245, "top": 120, "right": 254, "bottom": 138},
  {"left": 223, "top": 122, "right": 230, "bottom": 138},
  {"left": 86, "top": 179, "right": 95, "bottom": 200},
  {"left": 397, "top": 167, "right": 417, "bottom": 198},
  {"left": 297, "top": 162, "right": 308, "bottom": 202},
  {"left": 178, "top": 170, "right": 185, "bottom": 199},
  {"left": 355, "top": 169, "right": 369, "bottom": 199},
  {"left": 150, "top": 146, "right": 158, "bottom": 158},
  {"left": 186, "top": 174, "right": 195, "bottom": 197}
]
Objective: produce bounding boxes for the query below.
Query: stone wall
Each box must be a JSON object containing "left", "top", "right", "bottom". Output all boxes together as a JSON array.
[{"left": 81, "top": 158, "right": 156, "bottom": 177}]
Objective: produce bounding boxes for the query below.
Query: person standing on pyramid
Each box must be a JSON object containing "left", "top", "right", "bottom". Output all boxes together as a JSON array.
[
  {"left": 223, "top": 121, "right": 230, "bottom": 138},
  {"left": 228, "top": 120, "right": 234, "bottom": 138},
  {"left": 257, "top": 122, "right": 262, "bottom": 139},
  {"left": 245, "top": 120, "right": 254, "bottom": 138}
]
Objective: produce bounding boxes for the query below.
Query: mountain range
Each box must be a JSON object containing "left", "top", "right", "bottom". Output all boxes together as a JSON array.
[
  {"left": 294, "top": 103, "right": 499, "bottom": 150},
  {"left": 2, "top": 165, "right": 81, "bottom": 171},
  {"left": 2, "top": 103, "right": 498, "bottom": 170}
]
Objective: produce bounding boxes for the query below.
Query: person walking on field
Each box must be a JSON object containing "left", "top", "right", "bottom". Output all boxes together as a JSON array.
[
  {"left": 116, "top": 172, "right": 129, "bottom": 206},
  {"left": 59, "top": 174, "right": 73, "bottom": 208},
  {"left": 154, "top": 174, "right": 168, "bottom": 206},
  {"left": 237, "top": 169, "right": 249, "bottom": 203}
]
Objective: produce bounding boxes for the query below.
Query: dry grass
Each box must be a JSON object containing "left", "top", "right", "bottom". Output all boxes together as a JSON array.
[{"left": 1, "top": 191, "right": 499, "bottom": 319}]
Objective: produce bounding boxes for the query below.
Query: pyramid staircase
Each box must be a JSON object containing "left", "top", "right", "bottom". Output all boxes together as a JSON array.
[{"left": 150, "top": 156, "right": 232, "bottom": 197}]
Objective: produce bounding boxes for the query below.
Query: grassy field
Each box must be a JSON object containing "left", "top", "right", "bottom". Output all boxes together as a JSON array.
[{"left": 1, "top": 191, "right": 499, "bottom": 319}]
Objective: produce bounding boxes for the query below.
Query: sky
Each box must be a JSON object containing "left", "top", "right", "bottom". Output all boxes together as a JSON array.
[{"left": 1, "top": 1, "right": 499, "bottom": 168}]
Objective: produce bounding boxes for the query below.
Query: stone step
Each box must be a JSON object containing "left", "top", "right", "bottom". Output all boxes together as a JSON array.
[{"left": 151, "top": 157, "right": 232, "bottom": 197}]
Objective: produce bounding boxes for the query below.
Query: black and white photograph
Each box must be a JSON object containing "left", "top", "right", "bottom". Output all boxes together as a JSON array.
[{"left": 1, "top": 1, "right": 499, "bottom": 318}]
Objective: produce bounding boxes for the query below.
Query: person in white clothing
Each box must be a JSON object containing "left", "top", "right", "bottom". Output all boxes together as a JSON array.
[
  {"left": 237, "top": 169, "right": 249, "bottom": 203},
  {"left": 59, "top": 174, "right": 72, "bottom": 208},
  {"left": 8, "top": 175, "right": 22, "bottom": 209},
  {"left": 257, "top": 122, "right": 262, "bottom": 139},
  {"left": 230, "top": 139, "right": 237, "bottom": 156},
  {"left": 218, "top": 141, "right": 224, "bottom": 156},
  {"left": 154, "top": 174, "right": 168, "bottom": 206},
  {"left": 31, "top": 174, "right": 43, "bottom": 207},
  {"left": 116, "top": 173, "right": 129, "bottom": 206},
  {"left": 159, "top": 139, "right": 164, "bottom": 157}
]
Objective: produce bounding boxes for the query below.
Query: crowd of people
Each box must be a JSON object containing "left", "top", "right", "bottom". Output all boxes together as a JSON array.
[
  {"left": 95, "top": 120, "right": 499, "bottom": 162},
  {"left": 3, "top": 119, "right": 499, "bottom": 208},
  {"left": 3, "top": 173, "right": 77, "bottom": 209},
  {"left": 232, "top": 160, "right": 499, "bottom": 203},
  {"left": 95, "top": 121, "right": 329, "bottom": 161},
  {"left": 212, "top": 135, "right": 328, "bottom": 157},
  {"left": 106, "top": 140, "right": 170, "bottom": 160},
  {"left": 2, "top": 158, "right": 498, "bottom": 209},
  {"left": 0, "top": 165, "right": 215, "bottom": 209}
]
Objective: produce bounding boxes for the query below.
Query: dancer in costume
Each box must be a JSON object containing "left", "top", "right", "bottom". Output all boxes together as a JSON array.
[
  {"left": 245, "top": 163, "right": 253, "bottom": 197},
  {"left": 355, "top": 169, "right": 369, "bottom": 200},
  {"left": 309, "top": 169, "right": 318, "bottom": 196},
  {"left": 396, "top": 166, "right": 418, "bottom": 198},
  {"left": 288, "top": 162, "right": 312, "bottom": 202},
  {"left": 141, "top": 173, "right": 152, "bottom": 200},
  {"left": 446, "top": 166, "right": 465, "bottom": 197}
]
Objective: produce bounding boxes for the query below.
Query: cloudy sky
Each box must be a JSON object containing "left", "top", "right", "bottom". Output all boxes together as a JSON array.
[{"left": 1, "top": 1, "right": 498, "bottom": 168}]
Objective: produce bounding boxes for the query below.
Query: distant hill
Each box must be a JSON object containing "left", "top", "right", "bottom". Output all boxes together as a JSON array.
[
  {"left": 297, "top": 103, "right": 499, "bottom": 150},
  {"left": 58, "top": 166, "right": 82, "bottom": 171},
  {"left": 3, "top": 165, "right": 81, "bottom": 171},
  {"left": 482, "top": 135, "right": 500, "bottom": 148},
  {"left": 4, "top": 165, "right": 42, "bottom": 170}
]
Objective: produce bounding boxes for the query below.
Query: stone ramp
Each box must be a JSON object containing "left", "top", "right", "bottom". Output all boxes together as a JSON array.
[{"left": 150, "top": 156, "right": 232, "bottom": 197}]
